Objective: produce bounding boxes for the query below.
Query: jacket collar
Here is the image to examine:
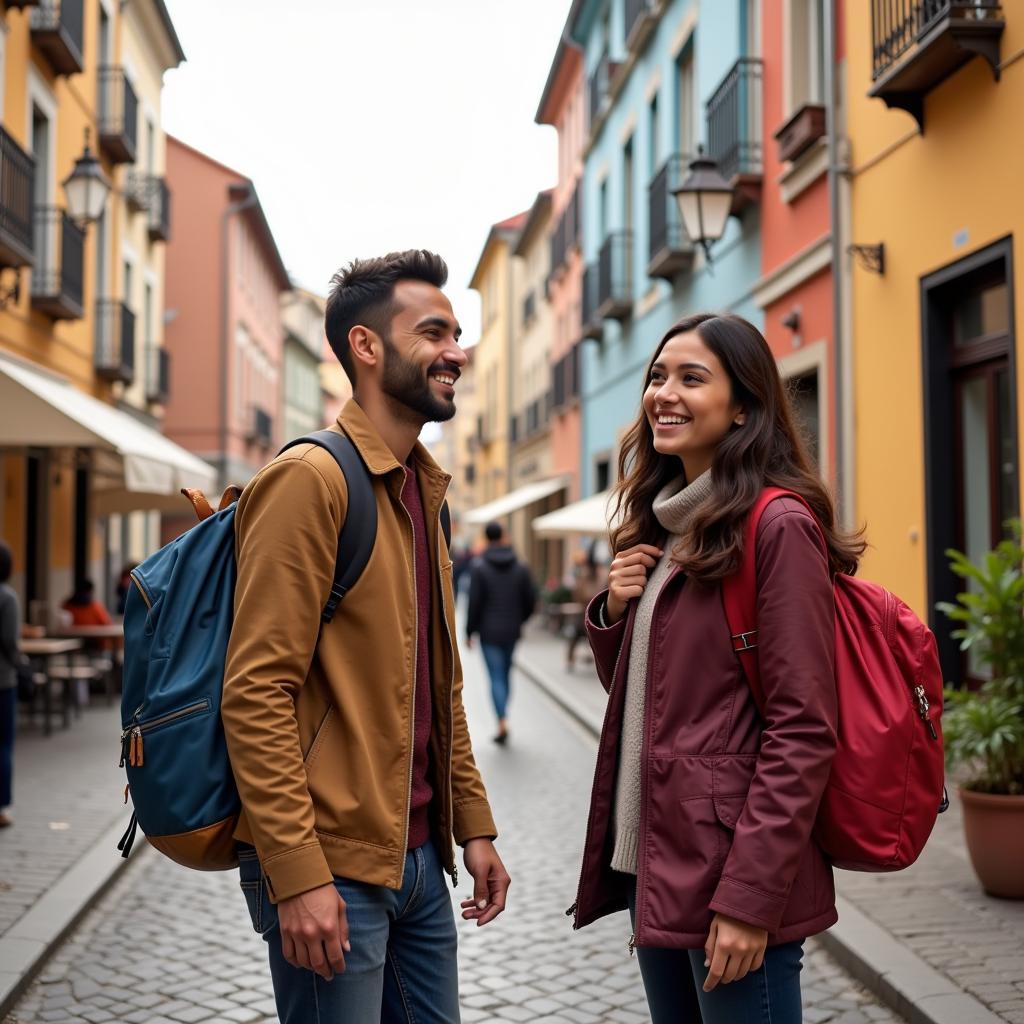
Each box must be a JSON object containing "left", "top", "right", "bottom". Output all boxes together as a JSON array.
[{"left": 337, "top": 398, "right": 451, "bottom": 488}]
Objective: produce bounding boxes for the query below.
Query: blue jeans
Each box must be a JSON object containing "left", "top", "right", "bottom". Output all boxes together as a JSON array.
[
  {"left": 0, "top": 686, "right": 14, "bottom": 808},
  {"left": 627, "top": 883, "right": 804, "bottom": 1024},
  {"left": 480, "top": 642, "right": 515, "bottom": 720},
  {"left": 238, "top": 843, "right": 460, "bottom": 1023}
]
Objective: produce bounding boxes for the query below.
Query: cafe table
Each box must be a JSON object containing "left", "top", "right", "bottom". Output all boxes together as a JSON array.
[{"left": 20, "top": 638, "right": 84, "bottom": 735}]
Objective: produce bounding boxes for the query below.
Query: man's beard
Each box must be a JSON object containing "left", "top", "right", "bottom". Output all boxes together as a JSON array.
[{"left": 380, "top": 333, "right": 456, "bottom": 423}]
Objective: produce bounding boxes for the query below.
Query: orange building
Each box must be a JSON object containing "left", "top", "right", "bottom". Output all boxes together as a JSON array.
[{"left": 162, "top": 136, "right": 290, "bottom": 533}]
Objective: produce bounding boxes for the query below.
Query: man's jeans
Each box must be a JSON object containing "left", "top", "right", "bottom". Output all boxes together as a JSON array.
[
  {"left": 238, "top": 843, "right": 460, "bottom": 1023},
  {"left": 480, "top": 642, "right": 515, "bottom": 720}
]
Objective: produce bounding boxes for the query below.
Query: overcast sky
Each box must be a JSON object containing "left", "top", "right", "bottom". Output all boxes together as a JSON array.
[{"left": 161, "top": 0, "right": 572, "bottom": 349}]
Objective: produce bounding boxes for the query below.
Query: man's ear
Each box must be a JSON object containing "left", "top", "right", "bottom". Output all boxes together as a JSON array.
[{"left": 349, "top": 325, "right": 378, "bottom": 372}]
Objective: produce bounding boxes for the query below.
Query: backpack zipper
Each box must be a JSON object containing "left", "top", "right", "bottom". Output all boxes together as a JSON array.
[{"left": 119, "top": 699, "right": 211, "bottom": 768}]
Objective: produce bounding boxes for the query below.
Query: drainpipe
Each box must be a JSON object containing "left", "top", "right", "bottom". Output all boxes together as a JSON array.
[
  {"left": 220, "top": 185, "right": 259, "bottom": 492},
  {"left": 824, "top": 0, "right": 849, "bottom": 524}
]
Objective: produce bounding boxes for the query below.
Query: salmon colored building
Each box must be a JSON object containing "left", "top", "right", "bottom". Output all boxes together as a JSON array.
[
  {"left": 755, "top": 0, "right": 845, "bottom": 489},
  {"left": 162, "top": 136, "right": 290, "bottom": 532}
]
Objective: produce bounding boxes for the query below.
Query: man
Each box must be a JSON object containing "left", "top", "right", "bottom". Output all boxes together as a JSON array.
[
  {"left": 222, "top": 250, "right": 510, "bottom": 1023},
  {"left": 466, "top": 522, "right": 537, "bottom": 745}
]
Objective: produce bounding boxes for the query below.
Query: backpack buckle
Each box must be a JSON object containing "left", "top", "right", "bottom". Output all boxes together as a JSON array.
[{"left": 731, "top": 630, "right": 758, "bottom": 652}]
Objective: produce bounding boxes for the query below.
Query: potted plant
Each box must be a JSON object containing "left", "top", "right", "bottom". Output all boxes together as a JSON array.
[{"left": 938, "top": 523, "right": 1024, "bottom": 899}]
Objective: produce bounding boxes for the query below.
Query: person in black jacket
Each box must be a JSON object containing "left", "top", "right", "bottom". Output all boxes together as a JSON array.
[{"left": 466, "top": 522, "right": 537, "bottom": 745}]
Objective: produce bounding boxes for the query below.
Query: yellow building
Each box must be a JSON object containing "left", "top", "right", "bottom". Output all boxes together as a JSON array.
[
  {"left": 846, "top": 1, "right": 1023, "bottom": 681},
  {"left": 467, "top": 212, "right": 526, "bottom": 515},
  {"left": 0, "top": 0, "right": 205, "bottom": 622}
]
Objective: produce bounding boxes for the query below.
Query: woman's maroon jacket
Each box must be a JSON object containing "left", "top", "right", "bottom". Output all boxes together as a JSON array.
[{"left": 575, "top": 496, "right": 839, "bottom": 949}]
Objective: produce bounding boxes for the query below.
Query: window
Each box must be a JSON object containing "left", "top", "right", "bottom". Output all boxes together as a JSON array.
[
  {"left": 144, "top": 282, "right": 153, "bottom": 347},
  {"left": 647, "top": 94, "right": 659, "bottom": 172},
  {"left": 599, "top": 178, "right": 609, "bottom": 239},
  {"left": 623, "top": 136, "right": 634, "bottom": 235},
  {"left": 676, "top": 46, "right": 696, "bottom": 157},
  {"left": 790, "top": 0, "right": 826, "bottom": 110},
  {"left": 789, "top": 370, "right": 820, "bottom": 467},
  {"left": 595, "top": 457, "right": 611, "bottom": 492}
]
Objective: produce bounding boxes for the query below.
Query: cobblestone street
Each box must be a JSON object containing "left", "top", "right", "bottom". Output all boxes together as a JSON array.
[{"left": 4, "top": 634, "right": 903, "bottom": 1023}]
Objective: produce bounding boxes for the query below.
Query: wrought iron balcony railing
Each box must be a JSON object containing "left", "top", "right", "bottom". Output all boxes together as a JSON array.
[
  {"left": 0, "top": 127, "right": 36, "bottom": 269},
  {"left": 126, "top": 173, "right": 171, "bottom": 241},
  {"left": 548, "top": 182, "right": 581, "bottom": 277},
  {"left": 706, "top": 57, "right": 763, "bottom": 211},
  {"left": 647, "top": 153, "right": 696, "bottom": 280},
  {"left": 869, "top": 1, "right": 1004, "bottom": 129},
  {"left": 30, "top": 0, "right": 84, "bottom": 76},
  {"left": 98, "top": 67, "right": 139, "bottom": 165},
  {"left": 95, "top": 300, "right": 136, "bottom": 384},
  {"left": 597, "top": 231, "right": 633, "bottom": 322},
  {"left": 581, "top": 262, "right": 603, "bottom": 341},
  {"left": 31, "top": 207, "right": 84, "bottom": 320}
]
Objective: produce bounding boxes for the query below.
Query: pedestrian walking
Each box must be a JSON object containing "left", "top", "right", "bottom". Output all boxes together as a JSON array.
[
  {"left": 570, "top": 313, "right": 864, "bottom": 1024},
  {"left": 222, "top": 250, "right": 510, "bottom": 1023},
  {"left": 465, "top": 522, "right": 537, "bottom": 745},
  {"left": 0, "top": 541, "right": 22, "bottom": 828}
]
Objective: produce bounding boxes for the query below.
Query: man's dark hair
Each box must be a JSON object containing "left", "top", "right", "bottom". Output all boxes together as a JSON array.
[
  {"left": 325, "top": 250, "right": 448, "bottom": 387},
  {"left": 0, "top": 541, "right": 11, "bottom": 584},
  {"left": 484, "top": 522, "right": 503, "bottom": 543}
]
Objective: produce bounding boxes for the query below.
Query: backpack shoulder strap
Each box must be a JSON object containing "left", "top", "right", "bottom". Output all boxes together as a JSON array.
[
  {"left": 279, "top": 430, "right": 377, "bottom": 624},
  {"left": 721, "top": 487, "right": 805, "bottom": 712}
]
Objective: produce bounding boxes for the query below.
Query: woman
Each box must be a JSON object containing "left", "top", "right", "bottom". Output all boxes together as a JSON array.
[{"left": 570, "top": 314, "right": 863, "bottom": 1023}]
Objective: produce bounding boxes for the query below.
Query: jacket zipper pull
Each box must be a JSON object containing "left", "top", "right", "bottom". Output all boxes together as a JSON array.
[
  {"left": 123, "top": 783, "right": 130, "bottom": 805},
  {"left": 451, "top": 866, "right": 458, "bottom": 889},
  {"left": 627, "top": 934, "right": 636, "bottom": 956},
  {"left": 134, "top": 726, "right": 144, "bottom": 767},
  {"left": 565, "top": 901, "right": 578, "bottom": 918},
  {"left": 119, "top": 729, "right": 130, "bottom": 768},
  {"left": 914, "top": 685, "right": 938, "bottom": 740}
]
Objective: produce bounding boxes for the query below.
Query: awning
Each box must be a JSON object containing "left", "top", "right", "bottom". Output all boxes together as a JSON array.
[
  {"left": 0, "top": 351, "right": 217, "bottom": 514},
  {"left": 464, "top": 475, "right": 570, "bottom": 525},
  {"left": 531, "top": 490, "right": 619, "bottom": 538}
]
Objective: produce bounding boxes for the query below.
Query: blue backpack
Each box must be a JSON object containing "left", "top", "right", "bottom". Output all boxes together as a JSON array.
[{"left": 118, "top": 431, "right": 449, "bottom": 870}]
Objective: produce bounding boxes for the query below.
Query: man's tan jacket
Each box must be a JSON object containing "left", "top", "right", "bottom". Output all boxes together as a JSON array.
[{"left": 222, "top": 400, "right": 497, "bottom": 902}]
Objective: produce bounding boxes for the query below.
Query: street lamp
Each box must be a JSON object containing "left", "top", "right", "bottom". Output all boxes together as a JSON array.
[
  {"left": 672, "top": 146, "right": 734, "bottom": 262},
  {"left": 62, "top": 129, "right": 110, "bottom": 226}
]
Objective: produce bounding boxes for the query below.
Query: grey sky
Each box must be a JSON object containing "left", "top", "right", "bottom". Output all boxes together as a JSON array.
[{"left": 161, "top": 0, "right": 572, "bottom": 349}]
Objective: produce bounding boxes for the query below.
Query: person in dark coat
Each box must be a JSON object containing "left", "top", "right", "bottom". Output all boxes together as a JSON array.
[{"left": 466, "top": 522, "right": 537, "bottom": 745}]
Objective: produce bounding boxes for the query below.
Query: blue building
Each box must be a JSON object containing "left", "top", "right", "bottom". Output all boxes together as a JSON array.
[{"left": 568, "top": 0, "right": 764, "bottom": 497}]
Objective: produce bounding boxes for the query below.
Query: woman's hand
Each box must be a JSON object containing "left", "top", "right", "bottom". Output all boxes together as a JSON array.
[
  {"left": 605, "top": 544, "right": 663, "bottom": 624},
  {"left": 703, "top": 912, "right": 768, "bottom": 991}
]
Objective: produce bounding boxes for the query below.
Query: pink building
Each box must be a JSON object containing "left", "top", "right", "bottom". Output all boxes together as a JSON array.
[
  {"left": 536, "top": 34, "right": 585, "bottom": 507},
  {"left": 162, "top": 136, "right": 290, "bottom": 529}
]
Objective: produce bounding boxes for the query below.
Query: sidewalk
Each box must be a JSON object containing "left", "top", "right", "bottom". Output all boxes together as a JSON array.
[
  {"left": 515, "top": 623, "right": 1024, "bottom": 1024},
  {"left": 0, "top": 703, "right": 135, "bottom": 1016}
]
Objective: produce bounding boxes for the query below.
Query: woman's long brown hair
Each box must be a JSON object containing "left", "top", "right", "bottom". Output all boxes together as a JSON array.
[{"left": 610, "top": 313, "right": 864, "bottom": 582}]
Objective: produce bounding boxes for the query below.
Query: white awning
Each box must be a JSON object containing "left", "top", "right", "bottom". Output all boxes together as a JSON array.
[
  {"left": 464, "top": 475, "right": 570, "bottom": 525},
  {"left": 531, "top": 490, "right": 619, "bottom": 538},
  {"left": 0, "top": 351, "right": 217, "bottom": 514}
]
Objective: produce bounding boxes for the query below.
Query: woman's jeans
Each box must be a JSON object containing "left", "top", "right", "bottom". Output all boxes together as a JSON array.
[
  {"left": 627, "top": 883, "right": 804, "bottom": 1024},
  {"left": 480, "top": 642, "right": 515, "bottom": 720},
  {"left": 238, "top": 842, "right": 460, "bottom": 1023},
  {"left": 0, "top": 686, "right": 15, "bottom": 808}
]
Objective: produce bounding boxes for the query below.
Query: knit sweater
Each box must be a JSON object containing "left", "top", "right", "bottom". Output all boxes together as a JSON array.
[{"left": 610, "top": 469, "right": 713, "bottom": 874}]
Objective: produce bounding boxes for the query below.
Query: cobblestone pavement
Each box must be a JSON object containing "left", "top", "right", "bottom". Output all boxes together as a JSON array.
[
  {"left": 0, "top": 701, "right": 125, "bottom": 939},
  {"left": 6, "top": 623, "right": 903, "bottom": 1023}
]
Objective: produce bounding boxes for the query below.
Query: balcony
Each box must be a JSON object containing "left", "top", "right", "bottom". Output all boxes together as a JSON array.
[
  {"left": 597, "top": 231, "right": 633, "bottom": 322},
  {"left": 588, "top": 52, "right": 620, "bottom": 135},
  {"left": 248, "top": 405, "right": 273, "bottom": 447},
  {"left": 647, "top": 154, "right": 696, "bottom": 281},
  {"left": 145, "top": 345, "right": 170, "bottom": 404},
  {"left": 869, "top": 1, "right": 1004, "bottom": 129},
  {"left": 30, "top": 0, "right": 84, "bottom": 77},
  {"left": 581, "top": 263, "right": 603, "bottom": 341},
  {"left": 0, "top": 128, "right": 36, "bottom": 269},
  {"left": 95, "top": 300, "right": 136, "bottom": 384},
  {"left": 98, "top": 67, "right": 138, "bottom": 164},
  {"left": 625, "top": 0, "right": 658, "bottom": 52},
  {"left": 706, "top": 57, "right": 763, "bottom": 214},
  {"left": 548, "top": 183, "right": 581, "bottom": 278},
  {"left": 31, "top": 207, "right": 84, "bottom": 320},
  {"left": 126, "top": 172, "right": 171, "bottom": 241}
]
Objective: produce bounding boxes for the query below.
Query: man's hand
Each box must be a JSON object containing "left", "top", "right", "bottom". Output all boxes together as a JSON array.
[
  {"left": 459, "top": 838, "right": 510, "bottom": 926},
  {"left": 277, "top": 882, "right": 350, "bottom": 980},
  {"left": 703, "top": 912, "right": 767, "bottom": 992}
]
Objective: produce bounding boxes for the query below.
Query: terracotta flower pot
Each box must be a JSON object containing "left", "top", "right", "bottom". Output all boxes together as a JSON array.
[{"left": 959, "top": 787, "right": 1024, "bottom": 899}]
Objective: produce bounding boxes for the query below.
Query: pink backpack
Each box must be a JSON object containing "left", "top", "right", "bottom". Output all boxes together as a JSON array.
[{"left": 722, "top": 488, "right": 948, "bottom": 872}]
